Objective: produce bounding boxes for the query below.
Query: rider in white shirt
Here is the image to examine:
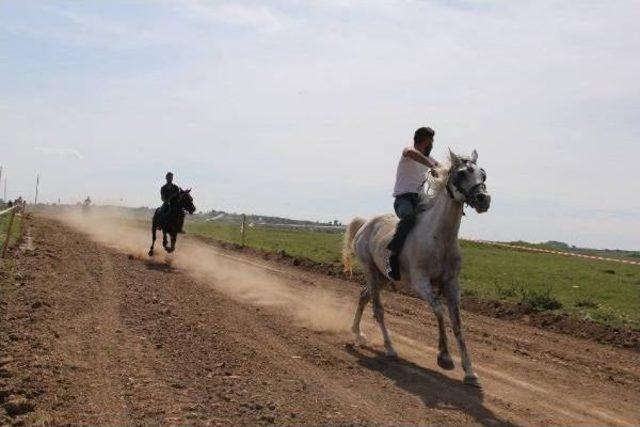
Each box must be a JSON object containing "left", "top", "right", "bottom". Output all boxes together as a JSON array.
[{"left": 387, "top": 127, "right": 439, "bottom": 280}]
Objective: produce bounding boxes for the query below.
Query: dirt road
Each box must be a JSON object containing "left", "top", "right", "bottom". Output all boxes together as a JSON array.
[{"left": 1, "top": 215, "right": 639, "bottom": 426}]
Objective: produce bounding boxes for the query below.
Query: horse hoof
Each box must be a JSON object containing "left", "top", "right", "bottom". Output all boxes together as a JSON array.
[
  {"left": 386, "top": 348, "right": 398, "bottom": 360},
  {"left": 354, "top": 334, "right": 367, "bottom": 346},
  {"left": 148, "top": 250, "right": 154, "bottom": 257},
  {"left": 463, "top": 375, "right": 482, "bottom": 388},
  {"left": 437, "top": 353, "right": 455, "bottom": 370}
]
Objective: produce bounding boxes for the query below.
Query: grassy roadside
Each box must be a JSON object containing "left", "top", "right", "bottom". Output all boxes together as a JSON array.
[
  {"left": 186, "top": 220, "right": 640, "bottom": 330},
  {"left": 0, "top": 212, "right": 23, "bottom": 253},
  {"left": 187, "top": 221, "right": 344, "bottom": 264}
]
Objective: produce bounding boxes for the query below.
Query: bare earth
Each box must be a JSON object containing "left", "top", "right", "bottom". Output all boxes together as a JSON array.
[{"left": 1, "top": 216, "right": 639, "bottom": 426}]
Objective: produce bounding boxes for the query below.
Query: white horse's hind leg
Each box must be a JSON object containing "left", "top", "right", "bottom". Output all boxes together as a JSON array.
[
  {"left": 445, "top": 281, "right": 480, "bottom": 387},
  {"left": 371, "top": 284, "right": 397, "bottom": 358},
  {"left": 352, "top": 287, "right": 370, "bottom": 346},
  {"left": 412, "top": 275, "right": 454, "bottom": 370}
]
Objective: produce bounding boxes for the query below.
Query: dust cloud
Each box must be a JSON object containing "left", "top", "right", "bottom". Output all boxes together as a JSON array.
[{"left": 50, "top": 208, "right": 354, "bottom": 334}]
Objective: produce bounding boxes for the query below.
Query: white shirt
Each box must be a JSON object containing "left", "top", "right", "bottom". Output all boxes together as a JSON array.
[{"left": 392, "top": 147, "right": 435, "bottom": 196}]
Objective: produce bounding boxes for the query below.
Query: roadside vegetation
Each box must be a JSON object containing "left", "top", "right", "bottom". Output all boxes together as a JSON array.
[
  {"left": 0, "top": 209, "right": 22, "bottom": 252},
  {"left": 186, "top": 220, "right": 640, "bottom": 330}
]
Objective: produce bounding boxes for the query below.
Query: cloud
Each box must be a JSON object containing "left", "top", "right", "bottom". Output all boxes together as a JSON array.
[
  {"left": 183, "top": 1, "right": 289, "bottom": 32},
  {"left": 1, "top": 3, "right": 182, "bottom": 51},
  {"left": 34, "top": 147, "right": 83, "bottom": 160}
]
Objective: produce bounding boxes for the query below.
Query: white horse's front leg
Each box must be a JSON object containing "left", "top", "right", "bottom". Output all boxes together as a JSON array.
[
  {"left": 445, "top": 280, "right": 480, "bottom": 387},
  {"left": 411, "top": 274, "right": 454, "bottom": 371}
]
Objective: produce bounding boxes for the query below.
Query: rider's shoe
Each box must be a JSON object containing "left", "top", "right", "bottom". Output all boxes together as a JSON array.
[{"left": 386, "top": 253, "right": 401, "bottom": 281}]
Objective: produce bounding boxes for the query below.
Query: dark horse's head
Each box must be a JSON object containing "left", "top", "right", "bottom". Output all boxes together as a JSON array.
[{"left": 175, "top": 188, "right": 196, "bottom": 214}]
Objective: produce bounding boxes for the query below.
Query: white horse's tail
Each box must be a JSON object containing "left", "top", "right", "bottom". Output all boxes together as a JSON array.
[{"left": 342, "top": 217, "right": 366, "bottom": 278}]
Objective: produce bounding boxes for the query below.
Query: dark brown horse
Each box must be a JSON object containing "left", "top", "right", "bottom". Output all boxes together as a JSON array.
[{"left": 148, "top": 189, "right": 196, "bottom": 256}]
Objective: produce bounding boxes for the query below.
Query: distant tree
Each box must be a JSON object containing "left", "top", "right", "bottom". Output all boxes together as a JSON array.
[{"left": 545, "top": 240, "right": 570, "bottom": 249}]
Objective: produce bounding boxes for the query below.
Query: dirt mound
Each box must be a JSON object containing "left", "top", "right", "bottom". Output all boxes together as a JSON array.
[{"left": 461, "top": 298, "right": 640, "bottom": 351}]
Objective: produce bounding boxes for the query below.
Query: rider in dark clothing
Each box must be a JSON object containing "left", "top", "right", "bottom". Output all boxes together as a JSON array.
[{"left": 160, "top": 172, "right": 185, "bottom": 233}]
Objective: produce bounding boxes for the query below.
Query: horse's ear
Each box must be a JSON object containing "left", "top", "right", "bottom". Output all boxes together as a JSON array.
[
  {"left": 448, "top": 148, "right": 459, "bottom": 166},
  {"left": 186, "top": 188, "right": 191, "bottom": 193},
  {"left": 471, "top": 149, "right": 478, "bottom": 163}
]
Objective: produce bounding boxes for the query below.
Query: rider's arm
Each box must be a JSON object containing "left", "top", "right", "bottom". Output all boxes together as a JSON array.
[{"left": 403, "top": 148, "right": 439, "bottom": 168}]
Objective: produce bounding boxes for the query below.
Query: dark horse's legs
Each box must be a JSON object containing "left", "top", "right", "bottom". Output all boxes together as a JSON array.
[
  {"left": 169, "top": 232, "right": 177, "bottom": 253},
  {"left": 162, "top": 230, "right": 169, "bottom": 252},
  {"left": 148, "top": 206, "right": 183, "bottom": 256},
  {"left": 149, "top": 224, "right": 157, "bottom": 256}
]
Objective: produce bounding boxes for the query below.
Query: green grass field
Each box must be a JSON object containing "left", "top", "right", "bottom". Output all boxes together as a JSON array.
[{"left": 186, "top": 220, "right": 640, "bottom": 329}]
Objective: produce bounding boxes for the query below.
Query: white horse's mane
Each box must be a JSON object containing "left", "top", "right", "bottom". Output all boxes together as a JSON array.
[
  {"left": 426, "top": 162, "right": 451, "bottom": 193},
  {"left": 421, "top": 161, "right": 452, "bottom": 206}
]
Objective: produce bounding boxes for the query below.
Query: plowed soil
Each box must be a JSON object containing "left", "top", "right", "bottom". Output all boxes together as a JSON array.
[{"left": 1, "top": 215, "right": 639, "bottom": 426}]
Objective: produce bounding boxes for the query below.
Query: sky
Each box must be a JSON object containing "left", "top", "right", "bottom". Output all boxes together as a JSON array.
[{"left": 1, "top": 0, "right": 639, "bottom": 250}]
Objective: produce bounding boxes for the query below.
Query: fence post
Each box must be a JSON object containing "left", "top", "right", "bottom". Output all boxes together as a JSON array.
[
  {"left": 240, "top": 214, "right": 246, "bottom": 247},
  {"left": 1, "top": 208, "right": 16, "bottom": 258},
  {"left": 34, "top": 174, "right": 40, "bottom": 208}
]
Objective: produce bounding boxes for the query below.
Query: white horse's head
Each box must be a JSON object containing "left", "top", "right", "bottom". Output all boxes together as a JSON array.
[{"left": 447, "top": 149, "right": 491, "bottom": 213}]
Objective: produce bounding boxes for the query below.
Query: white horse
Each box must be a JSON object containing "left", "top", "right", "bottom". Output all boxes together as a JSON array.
[{"left": 342, "top": 149, "right": 491, "bottom": 387}]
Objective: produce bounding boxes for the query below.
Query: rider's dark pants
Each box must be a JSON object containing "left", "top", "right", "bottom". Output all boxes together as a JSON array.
[
  {"left": 387, "top": 193, "right": 420, "bottom": 255},
  {"left": 159, "top": 202, "right": 171, "bottom": 220}
]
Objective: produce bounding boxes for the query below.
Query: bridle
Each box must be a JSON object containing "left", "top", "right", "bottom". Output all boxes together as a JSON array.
[{"left": 446, "top": 163, "right": 487, "bottom": 205}]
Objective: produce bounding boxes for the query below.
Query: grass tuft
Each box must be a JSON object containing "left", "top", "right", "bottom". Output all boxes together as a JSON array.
[
  {"left": 517, "top": 287, "right": 563, "bottom": 311},
  {"left": 575, "top": 298, "right": 599, "bottom": 309},
  {"left": 461, "top": 288, "right": 478, "bottom": 298},
  {"left": 495, "top": 283, "right": 517, "bottom": 298}
]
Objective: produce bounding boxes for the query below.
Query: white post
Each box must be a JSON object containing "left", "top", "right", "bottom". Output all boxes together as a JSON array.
[
  {"left": 34, "top": 174, "right": 39, "bottom": 206},
  {"left": 240, "top": 214, "right": 247, "bottom": 247}
]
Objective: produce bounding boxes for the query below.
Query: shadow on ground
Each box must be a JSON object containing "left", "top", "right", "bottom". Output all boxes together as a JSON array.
[
  {"left": 345, "top": 344, "right": 517, "bottom": 427},
  {"left": 144, "top": 259, "right": 176, "bottom": 273}
]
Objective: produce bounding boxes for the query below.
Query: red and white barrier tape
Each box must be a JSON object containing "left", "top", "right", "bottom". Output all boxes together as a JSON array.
[
  {"left": 0, "top": 205, "right": 18, "bottom": 217},
  {"left": 463, "top": 239, "right": 640, "bottom": 266}
]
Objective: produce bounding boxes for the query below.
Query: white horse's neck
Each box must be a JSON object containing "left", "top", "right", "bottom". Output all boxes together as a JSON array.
[{"left": 418, "top": 189, "right": 464, "bottom": 244}]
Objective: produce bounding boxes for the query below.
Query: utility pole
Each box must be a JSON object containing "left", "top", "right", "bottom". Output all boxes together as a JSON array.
[
  {"left": 34, "top": 174, "right": 40, "bottom": 206},
  {"left": 3, "top": 177, "right": 7, "bottom": 202}
]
